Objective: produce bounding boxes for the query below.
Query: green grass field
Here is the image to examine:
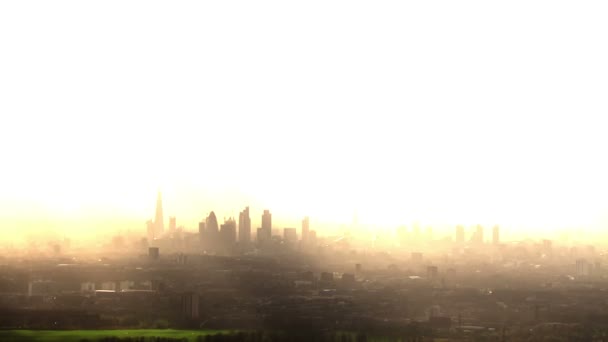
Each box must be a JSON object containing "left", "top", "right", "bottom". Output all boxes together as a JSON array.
[{"left": 0, "top": 329, "right": 229, "bottom": 342}]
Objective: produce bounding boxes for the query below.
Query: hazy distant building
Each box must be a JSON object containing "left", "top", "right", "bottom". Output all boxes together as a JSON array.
[
  {"left": 412, "top": 252, "right": 423, "bottom": 263},
  {"left": 472, "top": 225, "right": 484, "bottom": 244},
  {"left": 258, "top": 210, "right": 272, "bottom": 243},
  {"left": 256, "top": 228, "right": 265, "bottom": 243},
  {"left": 198, "top": 221, "right": 206, "bottom": 241},
  {"left": 206, "top": 211, "right": 219, "bottom": 234},
  {"left": 238, "top": 206, "right": 251, "bottom": 245},
  {"left": 320, "top": 272, "right": 334, "bottom": 282},
  {"left": 220, "top": 218, "right": 237, "bottom": 249},
  {"left": 149, "top": 247, "right": 159, "bottom": 260},
  {"left": 154, "top": 191, "right": 164, "bottom": 237},
  {"left": 169, "top": 216, "right": 176, "bottom": 232},
  {"left": 492, "top": 225, "right": 500, "bottom": 245},
  {"left": 182, "top": 292, "right": 199, "bottom": 319},
  {"left": 576, "top": 259, "right": 591, "bottom": 276},
  {"left": 198, "top": 211, "right": 220, "bottom": 250},
  {"left": 308, "top": 230, "right": 317, "bottom": 245},
  {"left": 283, "top": 228, "right": 297, "bottom": 243},
  {"left": 302, "top": 216, "right": 310, "bottom": 243},
  {"left": 455, "top": 225, "right": 465, "bottom": 244}
]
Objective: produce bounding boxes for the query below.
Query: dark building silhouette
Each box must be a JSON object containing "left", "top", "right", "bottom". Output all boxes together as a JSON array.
[
  {"left": 148, "top": 247, "right": 159, "bottom": 260},
  {"left": 238, "top": 206, "right": 251, "bottom": 245},
  {"left": 220, "top": 218, "right": 237, "bottom": 250},
  {"left": 206, "top": 211, "right": 219, "bottom": 234},
  {"left": 259, "top": 210, "right": 272, "bottom": 243},
  {"left": 181, "top": 292, "right": 199, "bottom": 319},
  {"left": 201, "top": 211, "right": 219, "bottom": 250},
  {"left": 320, "top": 272, "right": 334, "bottom": 282}
]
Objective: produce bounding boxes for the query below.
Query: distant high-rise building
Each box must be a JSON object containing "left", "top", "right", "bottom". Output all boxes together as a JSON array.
[
  {"left": 154, "top": 191, "right": 164, "bottom": 237},
  {"left": 238, "top": 207, "right": 251, "bottom": 244},
  {"left": 284, "top": 228, "right": 297, "bottom": 243},
  {"left": 262, "top": 210, "right": 272, "bottom": 230},
  {"left": 198, "top": 221, "right": 206, "bottom": 241},
  {"left": 202, "top": 211, "right": 219, "bottom": 249},
  {"left": 308, "top": 230, "right": 317, "bottom": 245},
  {"left": 492, "top": 225, "right": 500, "bottom": 245},
  {"left": 206, "top": 211, "right": 219, "bottom": 234},
  {"left": 169, "top": 216, "right": 176, "bottom": 232},
  {"left": 220, "top": 218, "right": 237, "bottom": 248},
  {"left": 302, "top": 216, "right": 310, "bottom": 243},
  {"left": 455, "top": 225, "right": 465, "bottom": 244},
  {"left": 472, "top": 225, "right": 484, "bottom": 244},
  {"left": 259, "top": 210, "right": 272, "bottom": 242}
]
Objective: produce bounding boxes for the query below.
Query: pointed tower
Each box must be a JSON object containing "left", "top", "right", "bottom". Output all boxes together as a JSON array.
[{"left": 154, "top": 191, "right": 164, "bottom": 237}]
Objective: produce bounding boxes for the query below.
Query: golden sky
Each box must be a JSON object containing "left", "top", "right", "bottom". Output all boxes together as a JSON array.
[{"left": 1, "top": 1, "right": 607, "bottom": 242}]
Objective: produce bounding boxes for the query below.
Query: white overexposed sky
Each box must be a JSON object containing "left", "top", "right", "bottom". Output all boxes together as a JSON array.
[{"left": 1, "top": 1, "right": 607, "bottom": 242}]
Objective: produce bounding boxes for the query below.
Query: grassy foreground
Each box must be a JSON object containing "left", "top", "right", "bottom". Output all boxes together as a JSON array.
[{"left": 0, "top": 329, "right": 229, "bottom": 342}]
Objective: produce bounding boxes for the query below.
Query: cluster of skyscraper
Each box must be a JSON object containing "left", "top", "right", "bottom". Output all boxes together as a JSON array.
[
  {"left": 146, "top": 192, "right": 316, "bottom": 253},
  {"left": 197, "top": 207, "right": 315, "bottom": 253},
  {"left": 148, "top": 192, "right": 501, "bottom": 251},
  {"left": 455, "top": 224, "right": 500, "bottom": 245}
]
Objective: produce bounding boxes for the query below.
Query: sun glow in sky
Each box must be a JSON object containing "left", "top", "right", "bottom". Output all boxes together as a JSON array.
[{"left": 1, "top": 1, "right": 608, "bottom": 242}]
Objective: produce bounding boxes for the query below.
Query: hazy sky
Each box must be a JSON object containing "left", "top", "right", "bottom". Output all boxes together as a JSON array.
[{"left": 1, "top": 1, "right": 607, "bottom": 241}]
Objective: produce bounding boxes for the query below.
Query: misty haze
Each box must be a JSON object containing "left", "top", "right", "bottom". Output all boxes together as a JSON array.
[{"left": 1, "top": 1, "right": 608, "bottom": 341}]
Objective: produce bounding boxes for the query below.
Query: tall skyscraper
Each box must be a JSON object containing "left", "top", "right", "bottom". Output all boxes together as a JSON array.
[
  {"left": 238, "top": 207, "right": 251, "bottom": 244},
  {"left": 492, "top": 225, "right": 500, "bottom": 245},
  {"left": 262, "top": 210, "right": 272, "bottom": 231},
  {"left": 220, "top": 218, "right": 237, "bottom": 248},
  {"left": 154, "top": 191, "right": 164, "bottom": 237},
  {"left": 205, "top": 211, "right": 219, "bottom": 234},
  {"left": 301, "top": 216, "right": 310, "bottom": 243},
  {"left": 260, "top": 210, "right": 272, "bottom": 241},
  {"left": 456, "top": 225, "right": 465, "bottom": 244},
  {"left": 202, "top": 211, "right": 219, "bottom": 249}
]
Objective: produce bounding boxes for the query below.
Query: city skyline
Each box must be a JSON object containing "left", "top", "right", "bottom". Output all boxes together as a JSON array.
[{"left": 1, "top": 2, "right": 607, "bottom": 243}]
